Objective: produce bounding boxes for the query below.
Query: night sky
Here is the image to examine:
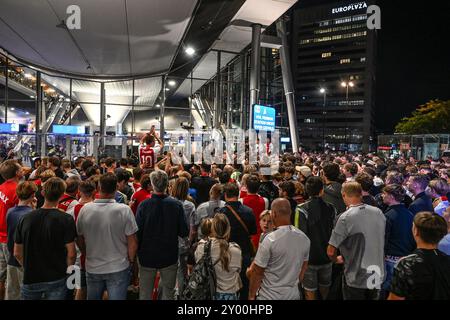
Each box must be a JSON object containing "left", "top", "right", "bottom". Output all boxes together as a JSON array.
[{"left": 294, "top": 0, "right": 450, "bottom": 134}]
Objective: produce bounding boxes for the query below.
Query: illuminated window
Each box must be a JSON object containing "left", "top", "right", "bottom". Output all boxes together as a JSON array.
[
  {"left": 352, "top": 14, "right": 367, "bottom": 22},
  {"left": 340, "top": 58, "right": 351, "bottom": 64},
  {"left": 315, "top": 23, "right": 366, "bottom": 34},
  {"left": 360, "top": 57, "right": 366, "bottom": 62},
  {"left": 300, "top": 31, "right": 366, "bottom": 45},
  {"left": 322, "top": 52, "right": 332, "bottom": 58},
  {"left": 339, "top": 100, "right": 365, "bottom": 106}
]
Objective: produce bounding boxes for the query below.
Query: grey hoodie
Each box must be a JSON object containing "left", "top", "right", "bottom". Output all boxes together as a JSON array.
[{"left": 322, "top": 181, "right": 346, "bottom": 215}]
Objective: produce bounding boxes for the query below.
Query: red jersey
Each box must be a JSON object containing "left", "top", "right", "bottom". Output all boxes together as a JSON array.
[
  {"left": 58, "top": 194, "right": 78, "bottom": 212},
  {"left": 239, "top": 188, "right": 248, "bottom": 199},
  {"left": 242, "top": 194, "right": 268, "bottom": 249},
  {"left": 139, "top": 145, "right": 157, "bottom": 169},
  {"left": 133, "top": 182, "right": 141, "bottom": 192},
  {"left": 130, "top": 189, "right": 151, "bottom": 215},
  {"left": 0, "top": 180, "right": 19, "bottom": 243}
]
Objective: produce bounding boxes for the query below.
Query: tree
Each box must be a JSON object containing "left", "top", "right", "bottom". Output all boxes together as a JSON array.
[{"left": 395, "top": 100, "right": 450, "bottom": 134}]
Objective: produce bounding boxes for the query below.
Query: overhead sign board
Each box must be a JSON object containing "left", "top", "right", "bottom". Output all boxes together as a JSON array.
[
  {"left": 52, "top": 125, "right": 86, "bottom": 135},
  {"left": 253, "top": 104, "right": 276, "bottom": 132},
  {"left": 0, "top": 123, "right": 19, "bottom": 133},
  {"left": 332, "top": 2, "right": 367, "bottom": 14}
]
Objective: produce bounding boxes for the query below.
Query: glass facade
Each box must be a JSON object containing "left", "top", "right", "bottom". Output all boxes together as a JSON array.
[{"left": 0, "top": 52, "right": 190, "bottom": 160}]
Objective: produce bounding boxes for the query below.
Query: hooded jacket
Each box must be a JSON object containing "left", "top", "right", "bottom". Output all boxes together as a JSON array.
[{"left": 322, "top": 181, "right": 346, "bottom": 215}]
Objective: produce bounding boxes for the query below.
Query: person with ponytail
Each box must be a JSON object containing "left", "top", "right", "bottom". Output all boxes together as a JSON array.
[{"left": 195, "top": 213, "right": 242, "bottom": 300}]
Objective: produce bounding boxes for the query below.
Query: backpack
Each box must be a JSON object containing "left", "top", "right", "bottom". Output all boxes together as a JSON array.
[{"left": 182, "top": 240, "right": 217, "bottom": 300}]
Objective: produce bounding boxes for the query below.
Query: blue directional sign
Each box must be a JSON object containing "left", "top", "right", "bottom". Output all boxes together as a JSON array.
[
  {"left": 52, "top": 125, "right": 86, "bottom": 135},
  {"left": 0, "top": 123, "right": 20, "bottom": 133},
  {"left": 253, "top": 104, "right": 275, "bottom": 132}
]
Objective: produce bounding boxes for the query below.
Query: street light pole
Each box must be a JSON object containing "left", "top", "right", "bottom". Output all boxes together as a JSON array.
[
  {"left": 320, "top": 88, "right": 326, "bottom": 152},
  {"left": 345, "top": 84, "right": 349, "bottom": 150},
  {"left": 341, "top": 81, "right": 354, "bottom": 152}
]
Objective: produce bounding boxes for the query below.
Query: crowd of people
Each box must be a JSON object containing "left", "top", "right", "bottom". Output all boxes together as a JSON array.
[{"left": 0, "top": 130, "right": 449, "bottom": 300}]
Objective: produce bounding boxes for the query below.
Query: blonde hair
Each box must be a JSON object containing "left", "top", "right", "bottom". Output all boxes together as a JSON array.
[
  {"left": 241, "top": 174, "right": 250, "bottom": 187},
  {"left": 171, "top": 177, "right": 189, "bottom": 201},
  {"left": 429, "top": 179, "right": 449, "bottom": 197},
  {"left": 40, "top": 169, "right": 56, "bottom": 183},
  {"left": 200, "top": 218, "right": 213, "bottom": 239},
  {"left": 260, "top": 210, "right": 271, "bottom": 221},
  {"left": 178, "top": 171, "right": 192, "bottom": 182},
  {"left": 211, "top": 213, "right": 231, "bottom": 272},
  {"left": 342, "top": 181, "right": 362, "bottom": 197}
]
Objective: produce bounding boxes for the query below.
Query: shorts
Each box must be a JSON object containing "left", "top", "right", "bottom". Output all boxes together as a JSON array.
[
  {"left": 302, "top": 263, "right": 332, "bottom": 292},
  {"left": 6, "top": 265, "right": 23, "bottom": 300},
  {"left": 0, "top": 243, "right": 9, "bottom": 283}
]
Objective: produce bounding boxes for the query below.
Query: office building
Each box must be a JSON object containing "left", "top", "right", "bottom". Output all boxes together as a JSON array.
[{"left": 291, "top": 1, "right": 377, "bottom": 152}]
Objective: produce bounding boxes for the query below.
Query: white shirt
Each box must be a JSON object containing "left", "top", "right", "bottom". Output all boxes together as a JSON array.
[
  {"left": 254, "top": 225, "right": 310, "bottom": 300},
  {"left": 77, "top": 199, "right": 138, "bottom": 274}
]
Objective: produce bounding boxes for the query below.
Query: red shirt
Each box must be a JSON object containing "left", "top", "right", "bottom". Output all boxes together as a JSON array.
[
  {"left": 133, "top": 182, "right": 141, "bottom": 192},
  {"left": 58, "top": 194, "right": 78, "bottom": 212},
  {"left": 130, "top": 189, "right": 151, "bottom": 215},
  {"left": 242, "top": 194, "right": 267, "bottom": 249},
  {"left": 139, "top": 145, "right": 156, "bottom": 169},
  {"left": 239, "top": 189, "right": 248, "bottom": 199},
  {"left": 0, "top": 180, "right": 19, "bottom": 243}
]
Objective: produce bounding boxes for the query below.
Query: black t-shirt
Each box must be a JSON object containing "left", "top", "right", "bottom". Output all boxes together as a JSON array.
[
  {"left": 296, "top": 197, "right": 336, "bottom": 265},
  {"left": 35, "top": 185, "right": 45, "bottom": 209},
  {"left": 191, "top": 175, "right": 217, "bottom": 205},
  {"left": 54, "top": 168, "right": 66, "bottom": 180},
  {"left": 362, "top": 194, "right": 378, "bottom": 208},
  {"left": 14, "top": 208, "right": 77, "bottom": 285},
  {"left": 390, "top": 249, "right": 450, "bottom": 300},
  {"left": 258, "top": 181, "right": 279, "bottom": 206},
  {"left": 219, "top": 201, "right": 257, "bottom": 258}
]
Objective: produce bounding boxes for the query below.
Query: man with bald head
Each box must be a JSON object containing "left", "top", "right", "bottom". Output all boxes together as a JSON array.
[{"left": 247, "top": 198, "right": 310, "bottom": 300}]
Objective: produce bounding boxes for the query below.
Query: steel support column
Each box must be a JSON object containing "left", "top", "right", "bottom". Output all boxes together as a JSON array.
[
  {"left": 240, "top": 54, "right": 246, "bottom": 129},
  {"left": 35, "top": 72, "right": 42, "bottom": 155},
  {"left": 131, "top": 79, "right": 135, "bottom": 138},
  {"left": 214, "top": 51, "right": 221, "bottom": 129},
  {"left": 277, "top": 18, "right": 300, "bottom": 153},
  {"left": 69, "top": 79, "right": 73, "bottom": 125},
  {"left": 249, "top": 23, "right": 262, "bottom": 130},
  {"left": 4, "top": 57, "right": 8, "bottom": 123},
  {"left": 160, "top": 75, "right": 166, "bottom": 140},
  {"left": 99, "top": 82, "right": 106, "bottom": 154},
  {"left": 227, "top": 66, "right": 232, "bottom": 128}
]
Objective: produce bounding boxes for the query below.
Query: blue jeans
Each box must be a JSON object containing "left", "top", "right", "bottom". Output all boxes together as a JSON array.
[
  {"left": 381, "top": 256, "right": 400, "bottom": 299},
  {"left": 21, "top": 277, "right": 67, "bottom": 300},
  {"left": 239, "top": 255, "right": 252, "bottom": 300},
  {"left": 215, "top": 292, "right": 238, "bottom": 300},
  {"left": 86, "top": 267, "right": 131, "bottom": 300}
]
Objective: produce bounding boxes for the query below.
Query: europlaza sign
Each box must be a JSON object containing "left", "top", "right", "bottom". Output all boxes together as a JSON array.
[{"left": 332, "top": 2, "right": 368, "bottom": 14}]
